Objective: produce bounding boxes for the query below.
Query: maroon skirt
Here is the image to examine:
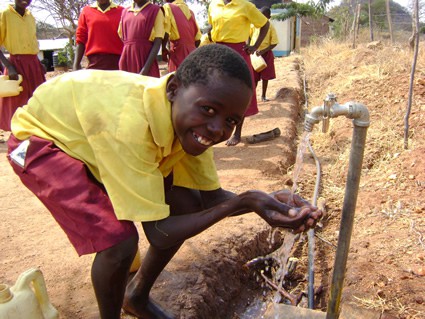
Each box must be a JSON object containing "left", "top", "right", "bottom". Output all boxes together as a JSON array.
[{"left": 0, "top": 55, "right": 46, "bottom": 131}]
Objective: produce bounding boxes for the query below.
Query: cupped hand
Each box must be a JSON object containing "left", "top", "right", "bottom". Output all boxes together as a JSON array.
[{"left": 247, "top": 190, "right": 322, "bottom": 232}]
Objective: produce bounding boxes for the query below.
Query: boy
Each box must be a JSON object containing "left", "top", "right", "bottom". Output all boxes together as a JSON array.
[
  {"left": 7, "top": 44, "right": 321, "bottom": 319},
  {"left": 250, "top": 6, "right": 279, "bottom": 102}
]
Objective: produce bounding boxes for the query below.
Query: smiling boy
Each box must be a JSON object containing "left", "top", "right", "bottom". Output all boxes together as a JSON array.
[{"left": 7, "top": 44, "right": 321, "bottom": 319}]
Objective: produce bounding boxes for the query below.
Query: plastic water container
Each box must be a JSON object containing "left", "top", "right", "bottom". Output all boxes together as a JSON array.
[
  {"left": 251, "top": 54, "right": 267, "bottom": 72},
  {"left": 0, "top": 74, "right": 23, "bottom": 97},
  {"left": 0, "top": 268, "right": 59, "bottom": 319}
]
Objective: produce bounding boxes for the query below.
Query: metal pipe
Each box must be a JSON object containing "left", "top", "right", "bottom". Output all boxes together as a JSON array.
[
  {"left": 326, "top": 125, "right": 368, "bottom": 319},
  {"left": 307, "top": 139, "right": 322, "bottom": 309},
  {"left": 303, "top": 98, "right": 370, "bottom": 318}
]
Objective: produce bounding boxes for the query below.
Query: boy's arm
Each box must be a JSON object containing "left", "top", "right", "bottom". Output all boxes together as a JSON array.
[{"left": 142, "top": 189, "right": 321, "bottom": 250}]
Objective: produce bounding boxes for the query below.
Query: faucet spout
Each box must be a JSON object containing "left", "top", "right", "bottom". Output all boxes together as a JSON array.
[{"left": 304, "top": 97, "right": 370, "bottom": 132}]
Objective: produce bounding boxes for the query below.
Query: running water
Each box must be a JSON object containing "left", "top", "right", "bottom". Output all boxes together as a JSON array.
[
  {"left": 241, "top": 132, "right": 312, "bottom": 318},
  {"left": 290, "top": 131, "right": 311, "bottom": 202}
]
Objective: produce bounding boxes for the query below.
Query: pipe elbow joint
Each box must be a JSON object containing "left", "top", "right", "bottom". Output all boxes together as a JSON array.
[{"left": 344, "top": 102, "right": 370, "bottom": 128}]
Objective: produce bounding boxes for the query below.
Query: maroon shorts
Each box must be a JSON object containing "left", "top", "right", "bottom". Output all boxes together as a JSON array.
[{"left": 7, "top": 135, "right": 138, "bottom": 256}]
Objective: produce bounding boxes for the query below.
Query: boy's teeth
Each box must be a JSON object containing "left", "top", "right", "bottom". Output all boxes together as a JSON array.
[{"left": 195, "top": 134, "right": 212, "bottom": 145}]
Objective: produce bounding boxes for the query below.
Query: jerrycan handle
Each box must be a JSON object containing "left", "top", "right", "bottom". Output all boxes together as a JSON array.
[{"left": 14, "top": 268, "right": 59, "bottom": 319}]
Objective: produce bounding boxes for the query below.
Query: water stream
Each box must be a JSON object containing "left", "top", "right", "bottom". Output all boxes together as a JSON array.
[{"left": 241, "top": 131, "right": 312, "bottom": 318}]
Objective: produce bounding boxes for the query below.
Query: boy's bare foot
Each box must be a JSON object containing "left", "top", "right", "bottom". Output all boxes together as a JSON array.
[
  {"left": 225, "top": 134, "right": 241, "bottom": 146},
  {"left": 123, "top": 298, "right": 175, "bottom": 319}
]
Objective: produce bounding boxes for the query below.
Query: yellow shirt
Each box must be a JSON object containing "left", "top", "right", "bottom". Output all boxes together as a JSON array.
[
  {"left": 208, "top": 0, "right": 267, "bottom": 43},
  {"left": 163, "top": 0, "right": 201, "bottom": 41},
  {"left": 90, "top": 1, "right": 120, "bottom": 12},
  {"left": 11, "top": 71, "right": 220, "bottom": 222},
  {"left": 0, "top": 5, "right": 39, "bottom": 55},
  {"left": 250, "top": 22, "right": 278, "bottom": 51},
  {"left": 119, "top": 2, "right": 164, "bottom": 41}
]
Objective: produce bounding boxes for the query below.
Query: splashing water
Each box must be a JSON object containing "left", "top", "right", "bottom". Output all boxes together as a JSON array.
[
  {"left": 290, "top": 131, "right": 311, "bottom": 202},
  {"left": 242, "top": 131, "right": 312, "bottom": 318}
]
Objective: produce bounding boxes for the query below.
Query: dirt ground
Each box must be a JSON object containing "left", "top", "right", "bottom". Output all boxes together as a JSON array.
[{"left": 1, "top": 40, "right": 424, "bottom": 319}]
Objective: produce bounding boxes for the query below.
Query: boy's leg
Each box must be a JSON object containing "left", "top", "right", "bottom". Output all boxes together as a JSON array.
[
  {"left": 123, "top": 244, "right": 182, "bottom": 319},
  {"left": 7, "top": 135, "right": 139, "bottom": 319},
  {"left": 123, "top": 186, "right": 204, "bottom": 318},
  {"left": 92, "top": 234, "right": 139, "bottom": 319}
]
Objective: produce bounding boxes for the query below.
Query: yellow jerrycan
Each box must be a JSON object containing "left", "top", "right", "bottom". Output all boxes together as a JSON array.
[
  {"left": 0, "top": 268, "right": 59, "bottom": 319},
  {"left": 0, "top": 74, "right": 23, "bottom": 97}
]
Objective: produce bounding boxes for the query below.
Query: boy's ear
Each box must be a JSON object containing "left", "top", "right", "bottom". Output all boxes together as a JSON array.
[{"left": 166, "top": 75, "right": 181, "bottom": 102}]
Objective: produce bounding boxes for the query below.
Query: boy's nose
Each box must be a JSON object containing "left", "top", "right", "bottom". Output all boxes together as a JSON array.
[{"left": 207, "top": 119, "right": 226, "bottom": 141}]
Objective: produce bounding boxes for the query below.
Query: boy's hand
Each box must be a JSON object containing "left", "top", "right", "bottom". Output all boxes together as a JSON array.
[
  {"left": 273, "top": 190, "right": 322, "bottom": 232},
  {"left": 245, "top": 190, "right": 322, "bottom": 233}
]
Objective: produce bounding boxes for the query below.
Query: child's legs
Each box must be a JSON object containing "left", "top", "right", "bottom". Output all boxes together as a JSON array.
[
  {"left": 124, "top": 186, "right": 204, "bottom": 317},
  {"left": 7, "top": 135, "right": 139, "bottom": 319},
  {"left": 93, "top": 234, "right": 139, "bottom": 319}
]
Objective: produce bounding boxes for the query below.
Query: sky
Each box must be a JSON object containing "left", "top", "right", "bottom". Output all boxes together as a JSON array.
[{"left": 0, "top": 0, "right": 412, "bottom": 28}]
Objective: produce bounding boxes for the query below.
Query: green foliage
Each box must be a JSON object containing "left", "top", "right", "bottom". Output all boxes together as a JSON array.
[
  {"left": 57, "top": 50, "right": 69, "bottom": 67},
  {"left": 271, "top": 2, "right": 323, "bottom": 21}
]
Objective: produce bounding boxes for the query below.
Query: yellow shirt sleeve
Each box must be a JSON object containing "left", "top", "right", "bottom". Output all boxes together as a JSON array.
[
  {"left": 252, "top": 22, "right": 279, "bottom": 51},
  {"left": 163, "top": 1, "right": 201, "bottom": 41},
  {"left": 0, "top": 5, "right": 39, "bottom": 54},
  {"left": 208, "top": 0, "right": 267, "bottom": 43},
  {"left": 150, "top": 7, "right": 165, "bottom": 41},
  {"left": 11, "top": 70, "right": 220, "bottom": 222}
]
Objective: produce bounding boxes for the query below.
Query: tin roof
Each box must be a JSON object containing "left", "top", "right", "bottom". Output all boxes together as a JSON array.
[{"left": 38, "top": 38, "right": 69, "bottom": 51}]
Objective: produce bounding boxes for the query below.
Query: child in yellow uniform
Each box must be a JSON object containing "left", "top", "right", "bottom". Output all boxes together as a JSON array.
[
  {"left": 0, "top": 0, "right": 45, "bottom": 132},
  {"left": 250, "top": 6, "right": 279, "bottom": 102},
  {"left": 162, "top": 0, "right": 202, "bottom": 72},
  {"left": 7, "top": 44, "right": 321, "bottom": 319},
  {"left": 208, "top": 0, "right": 270, "bottom": 146}
]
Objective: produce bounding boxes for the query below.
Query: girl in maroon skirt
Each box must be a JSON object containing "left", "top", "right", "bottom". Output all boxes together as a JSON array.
[{"left": 0, "top": 0, "right": 45, "bottom": 132}]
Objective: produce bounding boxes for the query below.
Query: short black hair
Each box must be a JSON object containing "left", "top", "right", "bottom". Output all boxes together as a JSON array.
[{"left": 175, "top": 44, "right": 253, "bottom": 91}]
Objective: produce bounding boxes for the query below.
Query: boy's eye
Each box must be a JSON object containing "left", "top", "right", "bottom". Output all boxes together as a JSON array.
[{"left": 201, "top": 105, "right": 215, "bottom": 115}]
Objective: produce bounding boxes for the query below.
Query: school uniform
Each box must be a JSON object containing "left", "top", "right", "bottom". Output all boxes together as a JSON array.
[
  {"left": 208, "top": 0, "right": 267, "bottom": 117},
  {"left": 0, "top": 5, "right": 45, "bottom": 131},
  {"left": 8, "top": 70, "right": 220, "bottom": 255},
  {"left": 163, "top": 0, "right": 201, "bottom": 72},
  {"left": 118, "top": 3, "right": 164, "bottom": 77},
  {"left": 75, "top": 2, "right": 124, "bottom": 70},
  {"left": 250, "top": 22, "right": 278, "bottom": 82}
]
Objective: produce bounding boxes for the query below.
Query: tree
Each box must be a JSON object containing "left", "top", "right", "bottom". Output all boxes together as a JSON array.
[{"left": 31, "top": 0, "right": 131, "bottom": 42}]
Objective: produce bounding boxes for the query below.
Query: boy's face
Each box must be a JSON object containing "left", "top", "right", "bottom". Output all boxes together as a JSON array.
[
  {"left": 15, "top": 0, "right": 31, "bottom": 9},
  {"left": 167, "top": 75, "right": 252, "bottom": 156}
]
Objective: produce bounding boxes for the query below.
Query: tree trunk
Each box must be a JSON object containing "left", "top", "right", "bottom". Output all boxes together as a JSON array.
[
  {"left": 352, "top": 4, "right": 361, "bottom": 48},
  {"left": 368, "top": 0, "right": 374, "bottom": 41},
  {"left": 404, "top": 0, "right": 420, "bottom": 149},
  {"left": 386, "top": 0, "right": 394, "bottom": 44}
]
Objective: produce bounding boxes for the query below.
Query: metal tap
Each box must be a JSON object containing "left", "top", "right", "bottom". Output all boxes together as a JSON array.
[{"left": 304, "top": 94, "right": 370, "bottom": 132}]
